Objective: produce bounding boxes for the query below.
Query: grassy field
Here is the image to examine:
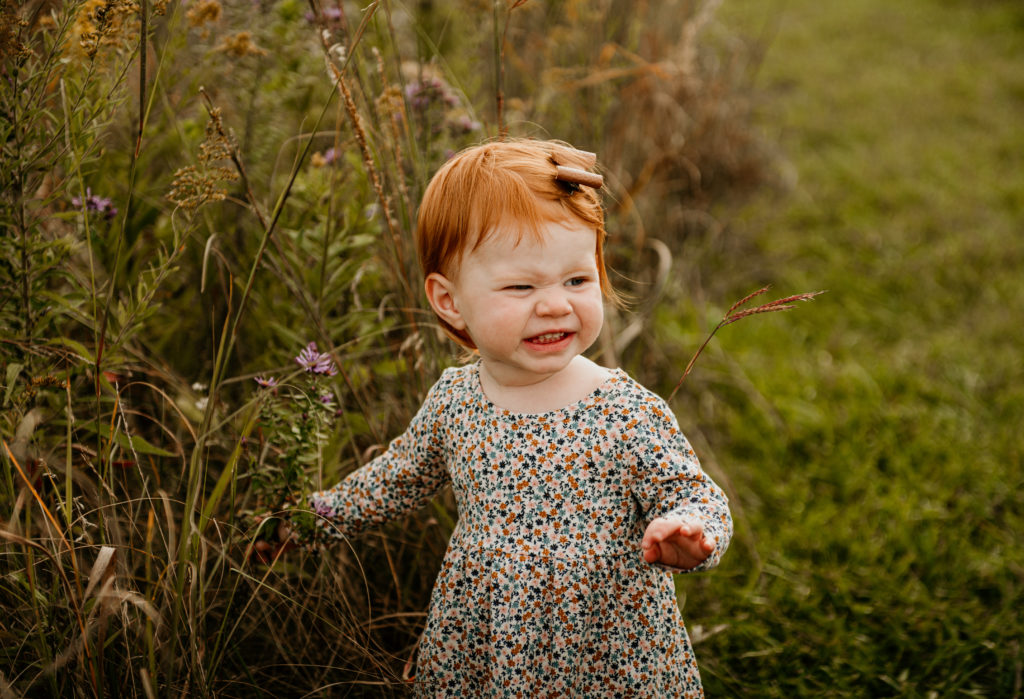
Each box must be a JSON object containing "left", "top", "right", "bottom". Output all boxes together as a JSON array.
[
  {"left": 1, "top": 0, "right": 1021, "bottom": 695},
  {"left": 679, "top": 0, "right": 1024, "bottom": 695}
]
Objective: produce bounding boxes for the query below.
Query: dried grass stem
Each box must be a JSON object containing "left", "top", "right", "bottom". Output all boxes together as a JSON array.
[{"left": 667, "top": 286, "right": 825, "bottom": 403}]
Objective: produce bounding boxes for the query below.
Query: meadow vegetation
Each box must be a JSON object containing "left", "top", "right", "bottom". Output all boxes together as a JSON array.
[{"left": 1, "top": 0, "right": 1021, "bottom": 696}]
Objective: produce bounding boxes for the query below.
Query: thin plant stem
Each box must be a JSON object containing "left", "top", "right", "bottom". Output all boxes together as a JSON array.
[
  {"left": 493, "top": 0, "right": 503, "bottom": 136},
  {"left": 667, "top": 286, "right": 824, "bottom": 403},
  {"left": 493, "top": 0, "right": 529, "bottom": 138},
  {"left": 64, "top": 377, "right": 73, "bottom": 529},
  {"left": 136, "top": 0, "right": 147, "bottom": 157}
]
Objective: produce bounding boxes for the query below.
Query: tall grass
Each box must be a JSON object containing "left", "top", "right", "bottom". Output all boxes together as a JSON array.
[
  {"left": 1, "top": 0, "right": 768, "bottom": 694},
  {"left": 7, "top": 1, "right": 1022, "bottom": 697}
]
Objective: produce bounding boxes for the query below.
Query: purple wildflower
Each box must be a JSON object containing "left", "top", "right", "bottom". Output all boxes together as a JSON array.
[
  {"left": 305, "top": 6, "right": 342, "bottom": 23},
  {"left": 295, "top": 342, "right": 337, "bottom": 375},
  {"left": 322, "top": 147, "right": 338, "bottom": 165},
  {"left": 72, "top": 188, "right": 118, "bottom": 220},
  {"left": 254, "top": 375, "right": 278, "bottom": 388},
  {"left": 319, "top": 393, "right": 334, "bottom": 404},
  {"left": 404, "top": 77, "right": 458, "bottom": 111},
  {"left": 449, "top": 114, "right": 482, "bottom": 135}
]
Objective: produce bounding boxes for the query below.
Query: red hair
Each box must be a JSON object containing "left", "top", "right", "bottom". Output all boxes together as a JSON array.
[{"left": 416, "top": 139, "right": 614, "bottom": 348}]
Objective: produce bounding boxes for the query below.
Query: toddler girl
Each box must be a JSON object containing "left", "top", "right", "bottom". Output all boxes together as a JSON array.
[{"left": 307, "top": 139, "right": 732, "bottom": 697}]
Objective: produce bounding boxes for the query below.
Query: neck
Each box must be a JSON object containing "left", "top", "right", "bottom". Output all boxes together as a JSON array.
[{"left": 478, "top": 356, "right": 611, "bottom": 414}]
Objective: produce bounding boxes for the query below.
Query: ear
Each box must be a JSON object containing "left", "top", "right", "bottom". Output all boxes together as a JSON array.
[{"left": 424, "top": 273, "right": 467, "bottom": 331}]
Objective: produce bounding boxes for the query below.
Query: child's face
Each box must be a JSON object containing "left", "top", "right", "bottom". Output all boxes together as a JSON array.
[{"left": 428, "top": 217, "right": 605, "bottom": 388}]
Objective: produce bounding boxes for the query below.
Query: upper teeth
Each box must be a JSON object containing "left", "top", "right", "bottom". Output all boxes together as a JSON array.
[{"left": 533, "top": 333, "right": 564, "bottom": 342}]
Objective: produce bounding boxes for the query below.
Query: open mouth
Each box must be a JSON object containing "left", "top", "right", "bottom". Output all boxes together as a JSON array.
[{"left": 527, "top": 331, "right": 571, "bottom": 344}]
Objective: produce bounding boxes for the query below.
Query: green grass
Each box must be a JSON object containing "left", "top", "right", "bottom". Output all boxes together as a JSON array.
[
  {"left": 671, "top": 0, "right": 1024, "bottom": 695},
  {"left": 3, "top": 0, "right": 1021, "bottom": 695}
]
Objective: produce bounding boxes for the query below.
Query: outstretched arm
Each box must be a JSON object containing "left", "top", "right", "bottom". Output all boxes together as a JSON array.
[
  {"left": 304, "top": 370, "right": 455, "bottom": 542},
  {"left": 627, "top": 392, "right": 733, "bottom": 573}
]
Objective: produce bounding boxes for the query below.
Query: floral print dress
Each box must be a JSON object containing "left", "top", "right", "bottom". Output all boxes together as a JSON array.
[{"left": 309, "top": 363, "right": 732, "bottom": 697}]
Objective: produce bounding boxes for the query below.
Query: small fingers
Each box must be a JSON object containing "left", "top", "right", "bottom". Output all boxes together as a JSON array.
[
  {"left": 657, "top": 516, "right": 689, "bottom": 533},
  {"left": 678, "top": 519, "right": 705, "bottom": 539},
  {"left": 640, "top": 517, "right": 716, "bottom": 568},
  {"left": 641, "top": 541, "right": 659, "bottom": 563},
  {"left": 646, "top": 517, "right": 701, "bottom": 540},
  {"left": 641, "top": 523, "right": 670, "bottom": 561}
]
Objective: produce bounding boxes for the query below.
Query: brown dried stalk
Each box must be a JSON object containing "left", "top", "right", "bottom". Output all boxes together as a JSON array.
[
  {"left": 667, "top": 286, "right": 825, "bottom": 403},
  {"left": 495, "top": 0, "right": 531, "bottom": 137}
]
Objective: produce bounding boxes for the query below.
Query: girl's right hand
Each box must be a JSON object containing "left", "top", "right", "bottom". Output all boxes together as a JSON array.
[{"left": 251, "top": 518, "right": 298, "bottom": 564}]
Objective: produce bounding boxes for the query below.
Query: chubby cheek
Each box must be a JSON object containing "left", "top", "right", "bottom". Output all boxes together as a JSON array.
[
  {"left": 577, "top": 295, "right": 606, "bottom": 343},
  {"left": 464, "top": 298, "right": 529, "bottom": 348}
]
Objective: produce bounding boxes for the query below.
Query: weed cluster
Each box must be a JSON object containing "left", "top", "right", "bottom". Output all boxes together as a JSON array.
[{"left": 1, "top": 0, "right": 766, "bottom": 694}]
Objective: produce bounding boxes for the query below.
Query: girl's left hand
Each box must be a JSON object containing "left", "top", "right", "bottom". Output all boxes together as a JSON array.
[{"left": 640, "top": 516, "right": 715, "bottom": 570}]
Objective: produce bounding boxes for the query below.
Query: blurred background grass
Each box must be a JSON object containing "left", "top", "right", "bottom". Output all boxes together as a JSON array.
[
  {"left": 686, "top": 1, "right": 1024, "bottom": 695},
  {"left": 1, "top": 0, "right": 1021, "bottom": 695}
]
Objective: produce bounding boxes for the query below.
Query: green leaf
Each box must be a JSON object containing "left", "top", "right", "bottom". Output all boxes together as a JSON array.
[
  {"left": 3, "top": 363, "right": 23, "bottom": 407},
  {"left": 77, "top": 420, "right": 179, "bottom": 458},
  {"left": 114, "top": 431, "right": 179, "bottom": 458},
  {"left": 42, "top": 337, "right": 95, "bottom": 364}
]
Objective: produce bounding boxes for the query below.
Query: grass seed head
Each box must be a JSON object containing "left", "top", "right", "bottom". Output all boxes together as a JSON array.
[
  {"left": 187, "top": 0, "right": 221, "bottom": 28},
  {"left": 217, "top": 31, "right": 267, "bottom": 58},
  {"left": 167, "top": 109, "right": 238, "bottom": 211}
]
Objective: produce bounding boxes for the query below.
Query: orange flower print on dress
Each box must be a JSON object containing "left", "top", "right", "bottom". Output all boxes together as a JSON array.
[{"left": 309, "top": 363, "right": 731, "bottom": 697}]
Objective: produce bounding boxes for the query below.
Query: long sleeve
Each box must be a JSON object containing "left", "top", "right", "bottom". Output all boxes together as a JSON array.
[
  {"left": 626, "top": 396, "right": 732, "bottom": 573},
  {"left": 307, "top": 371, "right": 453, "bottom": 540}
]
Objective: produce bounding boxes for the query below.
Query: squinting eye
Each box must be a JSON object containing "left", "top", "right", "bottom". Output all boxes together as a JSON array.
[
  {"left": 566, "top": 277, "right": 588, "bottom": 287},
  {"left": 506, "top": 284, "right": 532, "bottom": 291}
]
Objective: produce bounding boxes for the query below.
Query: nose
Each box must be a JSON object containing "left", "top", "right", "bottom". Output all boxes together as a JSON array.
[{"left": 535, "top": 288, "right": 572, "bottom": 317}]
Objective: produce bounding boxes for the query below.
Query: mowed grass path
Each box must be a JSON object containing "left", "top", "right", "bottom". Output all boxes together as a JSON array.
[{"left": 688, "top": 1, "right": 1024, "bottom": 696}]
